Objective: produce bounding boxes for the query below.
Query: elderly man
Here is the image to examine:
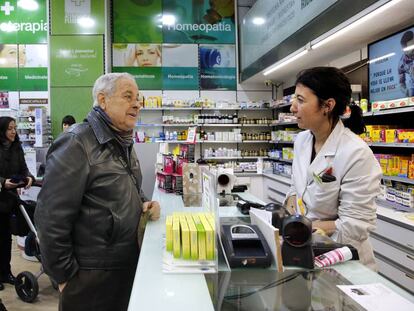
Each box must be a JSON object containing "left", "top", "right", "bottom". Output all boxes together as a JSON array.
[{"left": 35, "top": 73, "right": 160, "bottom": 311}]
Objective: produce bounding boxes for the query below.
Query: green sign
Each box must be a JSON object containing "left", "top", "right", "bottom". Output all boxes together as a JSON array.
[
  {"left": 0, "top": 0, "right": 47, "bottom": 44},
  {"left": 200, "top": 67, "right": 236, "bottom": 90},
  {"left": 162, "top": 0, "right": 235, "bottom": 44},
  {"left": 50, "top": 0, "right": 105, "bottom": 35},
  {"left": 113, "top": 0, "right": 162, "bottom": 43},
  {"left": 0, "top": 67, "right": 18, "bottom": 91},
  {"left": 18, "top": 67, "right": 47, "bottom": 91},
  {"left": 50, "top": 35, "right": 104, "bottom": 87},
  {"left": 113, "top": 66, "right": 162, "bottom": 90},
  {"left": 163, "top": 67, "right": 198, "bottom": 90}
]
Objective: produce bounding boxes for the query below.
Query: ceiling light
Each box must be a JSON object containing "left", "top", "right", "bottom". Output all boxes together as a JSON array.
[
  {"left": 17, "top": 0, "right": 39, "bottom": 11},
  {"left": 312, "top": 0, "right": 403, "bottom": 49},
  {"left": 368, "top": 52, "right": 395, "bottom": 64},
  {"left": 263, "top": 49, "right": 308, "bottom": 76},
  {"left": 403, "top": 44, "right": 414, "bottom": 52},
  {"left": 252, "top": 17, "right": 265, "bottom": 25},
  {"left": 162, "top": 14, "right": 176, "bottom": 26},
  {"left": 77, "top": 17, "right": 95, "bottom": 28}
]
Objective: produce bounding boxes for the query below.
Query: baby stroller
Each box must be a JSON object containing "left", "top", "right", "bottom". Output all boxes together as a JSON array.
[{"left": 9, "top": 184, "right": 57, "bottom": 303}]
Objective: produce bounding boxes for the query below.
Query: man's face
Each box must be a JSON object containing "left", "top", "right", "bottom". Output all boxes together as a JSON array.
[{"left": 100, "top": 78, "right": 141, "bottom": 131}]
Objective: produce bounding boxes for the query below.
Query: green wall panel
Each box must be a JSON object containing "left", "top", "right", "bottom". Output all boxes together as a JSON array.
[
  {"left": 50, "top": 87, "right": 92, "bottom": 137},
  {"left": 50, "top": 35, "right": 104, "bottom": 87}
]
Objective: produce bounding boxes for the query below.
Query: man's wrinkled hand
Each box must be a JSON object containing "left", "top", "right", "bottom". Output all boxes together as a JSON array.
[{"left": 142, "top": 201, "right": 160, "bottom": 221}]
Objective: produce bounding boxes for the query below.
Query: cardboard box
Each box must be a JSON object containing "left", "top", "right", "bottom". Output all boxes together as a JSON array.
[
  {"left": 185, "top": 214, "right": 198, "bottom": 260},
  {"left": 166, "top": 216, "right": 173, "bottom": 252},
  {"left": 172, "top": 216, "right": 181, "bottom": 258},
  {"left": 192, "top": 214, "right": 206, "bottom": 260},
  {"left": 199, "top": 214, "right": 214, "bottom": 260},
  {"left": 179, "top": 216, "right": 190, "bottom": 259}
]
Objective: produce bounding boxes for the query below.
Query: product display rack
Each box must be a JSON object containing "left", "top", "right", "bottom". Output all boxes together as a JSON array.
[{"left": 138, "top": 102, "right": 276, "bottom": 162}]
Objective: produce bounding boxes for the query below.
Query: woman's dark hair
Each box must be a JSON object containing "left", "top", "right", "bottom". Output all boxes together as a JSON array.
[
  {"left": 295, "top": 66, "right": 365, "bottom": 135},
  {"left": 0, "top": 116, "right": 20, "bottom": 144},
  {"left": 62, "top": 115, "right": 76, "bottom": 126},
  {"left": 401, "top": 31, "right": 414, "bottom": 47}
]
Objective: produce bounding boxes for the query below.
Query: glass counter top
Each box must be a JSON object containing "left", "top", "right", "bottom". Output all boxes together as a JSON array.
[{"left": 206, "top": 268, "right": 364, "bottom": 311}]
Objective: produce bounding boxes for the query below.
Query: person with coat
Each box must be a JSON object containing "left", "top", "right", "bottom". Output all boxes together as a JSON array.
[
  {"left": 285, "top": 67, "right": 382, "bottom": 270},
  {"left": 0, "top": 116, "right": 34, "bottom": 291},
  {"left": 35, "top": 73, "right": 160, "bottom": 311}
]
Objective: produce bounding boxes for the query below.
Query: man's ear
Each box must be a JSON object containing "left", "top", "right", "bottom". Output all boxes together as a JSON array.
[{"left": 97, "top": 93, "right": 106, "bottom": 110}]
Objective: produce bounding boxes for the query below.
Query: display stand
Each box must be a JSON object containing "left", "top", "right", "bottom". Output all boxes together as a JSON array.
[{"left": 162, "top": 168, "right": 219, "bottom": 273}]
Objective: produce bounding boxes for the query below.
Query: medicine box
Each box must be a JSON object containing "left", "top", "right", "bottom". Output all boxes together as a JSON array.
[
  {"left": 166, "top": 216, "right": 173, "bottom": 252},
  {"left": 192, "top": 214, "right": 206, "bottom": 260}
]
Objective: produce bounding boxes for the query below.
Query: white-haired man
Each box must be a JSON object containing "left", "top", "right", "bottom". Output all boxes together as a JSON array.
[{"left": 35, "top": 73, "right": 160, "bottom": 311}]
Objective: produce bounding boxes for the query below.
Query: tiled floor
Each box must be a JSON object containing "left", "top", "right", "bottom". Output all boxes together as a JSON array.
[{"left": 0, "top": 238, "right": 58, "bottom": 311}]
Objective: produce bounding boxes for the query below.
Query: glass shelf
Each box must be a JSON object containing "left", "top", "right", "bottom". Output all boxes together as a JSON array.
[
  {"left": 367, "top": 142, "right": 414, "bottom": 148},
  {"left": 382, "top": 175, "right": 414, "bottom": 185}
]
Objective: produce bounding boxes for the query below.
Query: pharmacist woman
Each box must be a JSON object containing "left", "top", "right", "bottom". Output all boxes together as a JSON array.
[{"left": 284, "top": 67, "right": 382, "bottom": 270}]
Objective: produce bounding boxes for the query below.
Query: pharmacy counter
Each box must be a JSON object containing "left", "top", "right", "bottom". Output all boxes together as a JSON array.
[{"left": 128, "top": 188, "right": 414, "bottom": 311}]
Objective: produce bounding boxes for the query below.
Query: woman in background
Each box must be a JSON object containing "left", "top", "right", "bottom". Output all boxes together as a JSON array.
[
  {"left": 0, "top": 117, "right": 34, "bottom": 290},
  {"left": 62, "top": 115, "right": 76, "bottom": 132},
  {"left": 285, "top": 67, "right": 382, "bottom": 269}
]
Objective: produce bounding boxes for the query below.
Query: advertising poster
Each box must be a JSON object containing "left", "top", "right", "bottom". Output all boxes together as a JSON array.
[
  {"left": 18, "top": 44, "right": 47, "bottom": 91},
  {"left": 113, "top": 43, "right": 162, "bottom": 90},
  {"left": 162, "top": 0, "right": 235, "bottom": 44},
  {"left": 0, "top": 0, "right": 47, "bottom": 44},
  {"left": 50, "top": 0, "right": 105, "bottom": 35},
  {"left": 113, "top": 0, "right": 162, "bottom": 43},
  {"left": 369, "top": 26, "right": 414, "bottom": 102},
  {"left": 50, "top": 35, "right": 104, "bottom": 87},
  {"left": 0, "top": 92, "right": 9, "bottom": 108},
  {"left": 199, "top": 44, "right": 236, "bottom": 90},
  {"left": 162, "top": 44, "right": 198, "bottom": 90}
]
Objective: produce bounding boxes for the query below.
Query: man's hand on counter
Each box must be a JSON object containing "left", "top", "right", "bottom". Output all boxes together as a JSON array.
[{"left": 143, "top": 201, "right": 161, "bottom": 221}]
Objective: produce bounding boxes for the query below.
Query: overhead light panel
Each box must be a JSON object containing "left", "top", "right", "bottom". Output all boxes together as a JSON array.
[
  {"left": 312, "top": 0, "right": 403, "bottom": 49},
  {"left": 403, "top": 44, "right": 414, "bottom": 52},
  {"left": 252, "top": 17, "right": 265, "bottom": 25},
  {"left": 368, "top": 52, "right": 395, "bottom": 64},
  {"left": 263, "top": 49, "right": 308, "bottom": 76}
]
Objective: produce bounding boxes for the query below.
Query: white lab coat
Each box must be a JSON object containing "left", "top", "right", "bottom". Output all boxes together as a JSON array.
[{"left": 286, "top": 120, "right": 382, "bottom": 269}]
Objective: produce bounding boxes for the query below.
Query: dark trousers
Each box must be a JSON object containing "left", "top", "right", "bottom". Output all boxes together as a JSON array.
[
  {"left": 0, "top": 213, "right": 12, "bottom": 277},
  {"left": 59, "top": 266, "right": 137, "bottom": 311}
]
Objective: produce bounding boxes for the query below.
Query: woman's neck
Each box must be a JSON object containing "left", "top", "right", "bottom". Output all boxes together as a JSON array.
[{"left": 312, "top": 120, "right": 336, "bottom": 151}]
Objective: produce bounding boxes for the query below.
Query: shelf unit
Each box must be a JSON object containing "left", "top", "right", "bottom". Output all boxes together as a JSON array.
[
  {"left": 138, "top": 104, "right": 276, "bottom": 162},
  {"left": 364, "top": 105, "right": 414, "bottom": 185}
]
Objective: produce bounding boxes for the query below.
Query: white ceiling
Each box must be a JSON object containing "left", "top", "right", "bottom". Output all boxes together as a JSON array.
[{"left": 242, "top": 0, "right": 414, "bottom": 85}]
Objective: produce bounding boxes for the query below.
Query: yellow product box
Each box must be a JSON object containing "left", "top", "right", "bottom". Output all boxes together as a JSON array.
[
  {"left": 185, "top": 214, "right": 198, "bottom": 260},
  {"left": 192, "top": 214, "right": 206, "bottom": 260},
  {"left": 408, "top": 161, "right": 414, "bottom": 179},
  {"left": 371, "top": 130, "right": 382, "bottom": 142},
  {"left": 385, "top": 129, "right": 396, "bottom": 143},
  {"left": 204, "top": 213, "right": 215, "bottom": 231},
  {"left": 166, "top": 216, "right": 173, "bottom": 252},
  {"left": 199, "top": 214, "right": 215, "bottom": 260},
  {"left": 172, "top": 216, "right": 181, "bottom": 258},
  {"left": 179, "top": 216, "right": 190, "bottom": 260}
]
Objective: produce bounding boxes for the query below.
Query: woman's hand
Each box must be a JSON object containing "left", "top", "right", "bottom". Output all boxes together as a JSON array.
[
  {"left": 142, "top": 201, "right": 160, "bottom": 221},
  {"left": 4, "top": 179, "right": 19, "bottom": 189},
  {"left": 25, "top": 177, "right": 33, "bottom": 189}
]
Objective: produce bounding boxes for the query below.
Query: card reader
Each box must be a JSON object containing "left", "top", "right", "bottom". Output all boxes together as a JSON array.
[{"left": 221, "top": 224, "right": 272, "bottom": 268}]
